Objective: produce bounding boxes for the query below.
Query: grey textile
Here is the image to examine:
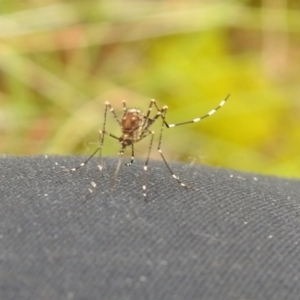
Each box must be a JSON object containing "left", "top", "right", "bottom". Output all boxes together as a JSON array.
[{"left": 1, "top": 155, "right": 300, "bottom": 300}]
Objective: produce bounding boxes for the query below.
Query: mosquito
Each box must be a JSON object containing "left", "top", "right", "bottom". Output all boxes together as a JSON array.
[{"left": 63, "top": 95, "right": 229, "bottom": 197}]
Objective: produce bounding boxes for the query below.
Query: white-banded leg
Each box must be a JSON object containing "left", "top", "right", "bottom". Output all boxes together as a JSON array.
[
  {"left": 62, "top": 146, "right": 99, "bottom": 172},
  {"left": 142, "top": 130, "right": 154, "bottom": 198},
  {"left": 97, "top": 129, "right": 119, "bottom": 170},
  {"left": 88, "top": 130, "right": 119, "bottom": 193},
  {"left": 164, "top": 94, "right": 230, "bottom": 128},
  {"left": 62, "top": 101, "right": 110, "bottom": 173},
  {"left": 62, "top": 131, "right": 104, "bottom": 173},
  {"left": 142, "top": 99, "right": 157, "bottom": 128},
  {"left": 63, "top": 101, "right": 122, "bottom": 195},
  {"left": 143, "top": 102, "right": 166, "bottom": 129},
  {"left": 157, "top": 106, "right": 191, "bottom": 189},
  {"left": 105, "top": 101, "right": 122, "bottom": 126},
  {"left": 125, "top": 144, "right": 135, "bottom": 167},
  {"left": 98, "top": 129, "right": 135, "bottom": 168},
  {"left": 89, "top": 102, "right": 122, "bottom": 192}
]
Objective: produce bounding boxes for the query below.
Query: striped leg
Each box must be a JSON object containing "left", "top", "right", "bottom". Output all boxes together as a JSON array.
[
  {"left": 105, "top": 101, "right": 122, "bottom": 126},
  {"left": 62, "top": 130, "right": 103, "bottom": 173},
  {"left": 165, "top": 95, "right": 230, "bottom": 128},
  {"left": 88, "top": 130, "right": 121, "bottom": 193},
  {"left": 125, "top": 144, "right": 135, "bottom": 167},
  {"left": 62, "top": 101, "right": 111, "bottom": 172},
  {"left": 156, "top": 106, "right": 191, "bottom": 189},
  {"left": 142, "top": 130, "right": 154, "bottom": 198},
  {"left": 142, "top": 99, "right": 157, "bottom": 129}
]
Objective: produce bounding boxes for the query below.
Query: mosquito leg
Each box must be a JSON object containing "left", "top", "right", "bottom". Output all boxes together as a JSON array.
[
  {"left": 62, "top": 146, "right": 101, "bottom": 172},
  {"left": 142, "top": 103, "right": 167, "bottom": 131},
  {"left": 88, "top": 130, "right": 119, "bottom": 193},
  {"left": 125, "top": 144, "right": 135, "bottom": 166},
  {"left": 97, "top": 129, "right": 119, "bottom": 171},
  {"left": 105, "top": 101, "right": 122, "bottom": 126},
  {"left": 62, "top": 102, "right": 110, "bottom": 172},
  {"left": 87, "top": 130, "right": 119, "bottom": 193},
  {"left": 64, "top": 101, "right": 122, "bottom": 195},
  {"left": 157, "top": 106, "right": 191, "bottom": 189},
  {"left": 142, "top": 99, "right": 156, "bottom": 129},
  {"left": 90, "top": 102, "right": 121, "bottom": 192},
  {"left": 142, "top": 131, "right": 154, "bottom": 198},
  {"left": 164, "top": 95, "right": 230, "bottom": 128}
]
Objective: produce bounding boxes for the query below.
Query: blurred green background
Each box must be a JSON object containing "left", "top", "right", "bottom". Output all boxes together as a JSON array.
[{"left": 0, "top": 0, "right": 300, "bottom": 178}]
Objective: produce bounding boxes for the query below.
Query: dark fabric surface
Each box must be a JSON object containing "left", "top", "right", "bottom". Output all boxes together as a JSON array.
[{"left": 1, "top": 155, "right": 300, "bottom": 300}]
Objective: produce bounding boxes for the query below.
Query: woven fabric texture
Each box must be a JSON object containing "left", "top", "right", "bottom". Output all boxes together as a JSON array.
[{"left": 1, "top": 155, "right": 300, "bottom": 300}]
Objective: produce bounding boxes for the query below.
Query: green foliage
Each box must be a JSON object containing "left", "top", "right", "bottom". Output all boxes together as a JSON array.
[{"left": 0, "top": 0, "right": 300, "bottom": 178}]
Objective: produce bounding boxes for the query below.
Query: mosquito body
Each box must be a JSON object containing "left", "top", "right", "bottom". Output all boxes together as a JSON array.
[{"left": 63, "top": 95, "right": 229, "bottom": 198}]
